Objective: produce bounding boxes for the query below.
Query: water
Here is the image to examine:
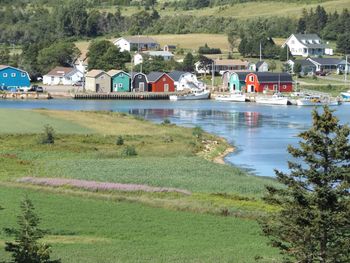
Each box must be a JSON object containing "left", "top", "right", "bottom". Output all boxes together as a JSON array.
[{"left": 1, "top": 99, "right": 349, "bottom": 177}]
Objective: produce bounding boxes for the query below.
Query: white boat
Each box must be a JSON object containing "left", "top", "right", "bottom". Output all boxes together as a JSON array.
[
  {"left": 255, "top": 93, "right": 289, "bottom": 105},
  {"left": 296, "top": 95, "right": 340, "bottom": 106},
  {"left": 169, "top": 89, "right": 210, "bottom": 101},
  {"left": 215, "top": 92, "right": 246, "bottom": 102},
  {"left": 340, "top": 90, "right": 350, "bottom": 101}
]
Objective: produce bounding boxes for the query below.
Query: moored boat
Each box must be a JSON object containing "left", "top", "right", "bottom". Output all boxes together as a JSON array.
[
  {"left": 296, "top": 95, "right": 340, "bottom": 106},
  {"left": 340, "top": 90, "right": 350, "bottom": 102},
  {"left": 169, "top": 89, "right": 210, "bottom": 101},
  {"left": 215, "top": 91, "right": 246, "bottom": 102},
  {"left": 255, "top": 93, "right": 289, "bottom": 105}
]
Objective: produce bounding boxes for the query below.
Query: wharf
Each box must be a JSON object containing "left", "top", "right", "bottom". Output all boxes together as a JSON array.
[
  {"left": 74, "top": 92, "right": 183, "bottom": 100},
  {"left": 0, "top": 92, "right": 52, "bottom": 100}
]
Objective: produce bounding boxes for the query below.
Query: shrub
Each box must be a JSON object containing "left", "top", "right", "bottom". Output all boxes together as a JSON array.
[
  {"left": 162, "top": 118, "right": 171, "bottom": 125},
  {"left": 162, "top": 135, "right": 173, "bottom": 143},
  {"left": 116, "top": 136, "right": 124, "bottom": 145},
  {"left": 122, "top": 145, "right": 137, "bottom": 157},
  {"left": 39, "top": 124, "right": 55, "bottom": 144},
  {"left": 192, "top": 126, "right": 203, "bottom": 138}
]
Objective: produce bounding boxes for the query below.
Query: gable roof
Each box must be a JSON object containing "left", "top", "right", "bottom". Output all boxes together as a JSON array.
[
  {"left": 168, "top": 71, "right": 187, "bottom": 81},
  {"left": 86, "top": 70, "right": 107, "bottom": 78},
  {"left": 293, "top": 34, "right": 326, "bottom": 48},
  {"left": 214, "top": 59, "right": 249, "bottom": 67},
  {"left": 256, "top": 61, "right": 266, "bottom": 68},
  {"left": 144, "top": 51, "right": 174, "bottom": 57},
  {"left": 130, "top": 72, "right": 147, "bottom": 80},
  {"left": 45, "top": 66, "right": 76, "bottom": 77},
  {"left": 308, "top": 58, "right": 342, "bottom": 66},
  {"left": 253, "top": 72, "right": 293, "bottom": 82},
  {"left": 232, "top": 71, "right": 251, "bottom": 81},
  {"left": 146, "top": 71, "right": 167, "bottom": 82},
  {"left": 0, "top": 65, "right": 29, "bottom": 74},
  {"left": 119, "top": 36, "right": 159, "bottom": 44},
  {"left": 292, "top": 59, "right": 316, "bottom": 67},
  {"left": 107, "top": 70, "right": 129, "bottom": 77}
]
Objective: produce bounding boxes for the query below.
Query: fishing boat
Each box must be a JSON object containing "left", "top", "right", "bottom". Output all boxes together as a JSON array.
[
  {"left": 255, "top": 93, "right": 289, "bottom": 105},
  {"left": 296, "top": 95, "right": 340, "bottom": 106},
  {"left": 340, "top": 90, "right": 350, "bottom": 102},
  {"left": 169, "top": 89, "right": 210, "bottom": 101},
  {"left": 215, "top": 91, "right": 246, "bottom": 102}
]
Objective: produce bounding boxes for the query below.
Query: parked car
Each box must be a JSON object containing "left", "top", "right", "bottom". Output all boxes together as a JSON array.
[
  {"left": 315, "top": 71, "right": 327, "bottom": 76},
  {"left": 29, "top": 85, "right": 44, "bottom": 93}
]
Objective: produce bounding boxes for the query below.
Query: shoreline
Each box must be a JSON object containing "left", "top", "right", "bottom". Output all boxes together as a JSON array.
[{"left": 214, "top": 146, "right": 235, "bottom": 165}]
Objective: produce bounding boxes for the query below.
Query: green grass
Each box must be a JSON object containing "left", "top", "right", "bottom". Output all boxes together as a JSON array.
[
  {"left": 0, "top": 109, "right": 92, "bottom": 134},
  {"left": 0, "top": 186, "right": 281, "bottom": 263}
]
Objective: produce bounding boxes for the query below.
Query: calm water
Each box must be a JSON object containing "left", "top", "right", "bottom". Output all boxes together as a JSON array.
[{"left": 1, "top": 99, "right": 349, "bottom": 177}]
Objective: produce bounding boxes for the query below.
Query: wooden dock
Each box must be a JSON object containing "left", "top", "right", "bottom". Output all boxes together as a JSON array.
[
  {"left": 73, "top": 92, "right": 183, "bottom": 100},
  {"left": 0, "top": 92, "right": 52, "bottom": 100}
]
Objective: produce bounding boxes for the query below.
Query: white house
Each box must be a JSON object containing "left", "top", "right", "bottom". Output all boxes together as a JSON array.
[
  {"left": 43, "top": 66, "right": 83, "bottom": 85},
  {"left": 133, "top": 51, "right": 174, "bottom": 66},
  {"left": 248, "top": 61, "right": 269, "bottom": 72},
  {"left": 113, "top": 36, "right": 160, "bottom": 52},
  {"left": 168, "top": 71, "right": 206, "bottom": 91},
  {"left": 282, "top": 34, "right": 333, "bottom": 57}
]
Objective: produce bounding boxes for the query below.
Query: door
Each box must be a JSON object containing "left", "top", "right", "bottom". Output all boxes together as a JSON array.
[
  {"left": 139, "top": 82, "right": 144, "bottom": 92},
  {"left": 233, "top": 84, "right": 236, "bottom": 91},
  {"left": 249, "top": 85, "right": 255, "bottom": 93},
  {"left": 164, "top": 84, "right": 169, "bottom": 92},
  {"left": 96, "top": 84, "right": 100, "bottom": 93}
]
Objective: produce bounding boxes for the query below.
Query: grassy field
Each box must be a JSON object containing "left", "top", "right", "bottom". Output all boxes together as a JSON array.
[
  {"left": 0, "top": 186, "right": 280, "bottom": 263},
  {"left": 0, "top": 108, "right": 282, "bottom": 262},
  {"left": 101, "top": 0, "right": 349, "bottom": 19}
]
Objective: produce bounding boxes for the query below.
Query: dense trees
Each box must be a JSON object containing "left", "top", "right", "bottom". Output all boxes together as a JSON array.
[
  {"left": 4, "top": 198, "right": 61, "bottom": 263},
  {"left": 182, "top": 52, "right": 195, "bottom": 72},
  {"left": 261, "top": 106, "right": 350, "bottom": 262},
  {"left": 198, "top": 44, "right": 221, "bottom": 54},
  {"left": 87, "top": 40, "right": 131, "bottom": 71},
  {"left": 37, "top": 42, "right": 81, "bottom": 73}
]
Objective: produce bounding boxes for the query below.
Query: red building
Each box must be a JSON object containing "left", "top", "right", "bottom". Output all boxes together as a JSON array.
[
  {"left": 245, "top": 72, "right": 293, "bottom": 93},
  {"left": 146, "top": 72, "right": 175, "bottom": 92}
]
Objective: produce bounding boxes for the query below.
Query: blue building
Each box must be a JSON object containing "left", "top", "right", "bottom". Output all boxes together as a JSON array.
[{"left": 0, "top": 65, "right": 31, "bottom": 91}]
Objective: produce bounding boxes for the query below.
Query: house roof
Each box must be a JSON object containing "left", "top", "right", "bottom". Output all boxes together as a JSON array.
[
  {"left": 0, "top": 65, "right": 28, "bottom": 74},
  {"left": 254, "top": 72, "right": 293, "bottom": 82},
  {"left": 130, "top": 72, "right": 147, "bottom": 80},
  {"left": 255, "top": 61, "right": 266, "bottom": 68},
  {"left": 164, "top": 44, "right": 177, "bottom": 48},
  {"left": 292, "top": 59, "right": 315, "bottom": 67},
  {"left": 293, "top": 34, "right": 326, "bottom": 48},
  {"left": 308, "top": 58, "right": 342, "bottom": 66},
  {"left": 144, "top": 51, "right": 174, "bottom": 57},
  {"left": 234, "top": 71, "right": 251, "bottom": 81},
  {"left": 45, "top": 66, "right": 76, "bottom": 77},
  {"left": 214, "top": 59, "right": 249, "bottom": 67},
  {"left": 86, "top": 70, "right": 106, "bottom": 78},
  {"left": 120, "top": 36, "right": 159, "bottom": 44},
  {"left": 107, "top": 70, "right": 129, "bottom": 77},
  {"left": 146, "top": 71, "right": 167, "bottom": 82},
  {"left": 168, "top": 71, "right": 187, "bottom": 81}
]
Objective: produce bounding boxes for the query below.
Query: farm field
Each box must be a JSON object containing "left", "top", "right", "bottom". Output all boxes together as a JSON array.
[{"left": 0, "top": 108, "right": 281, "bottom": 262}]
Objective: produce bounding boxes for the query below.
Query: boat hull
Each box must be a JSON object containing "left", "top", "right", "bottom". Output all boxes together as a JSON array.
[
  {"left": 341, "top": 92, "right": 350, "bottom": 101},
  {"left": 169, "top": 91, "right": 210, "bottom": 101},
  {"left": 255, "top": 98, "right": 289, "bottom": 105},
  {"left": 215, "top": 94, "right": 246, "bottom": 102},
  {"left": 296, "top": 99, "right": 339, "bottom": 106}
]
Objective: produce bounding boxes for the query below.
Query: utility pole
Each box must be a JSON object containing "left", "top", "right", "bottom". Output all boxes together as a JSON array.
[
  {"left": 259, "top": 42, "right": 262, "bottom": 62},
  {"left": 345, "top": 55, "right": 348, "bottom": 83},
  {"left": 211, "top": 62, "right": 215, "bottom": 91},
  {"left": 287, "top": 46, "right": 289, "bottom": 61}
]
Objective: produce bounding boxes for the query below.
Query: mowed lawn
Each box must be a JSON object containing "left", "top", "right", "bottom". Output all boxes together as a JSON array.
[{"left": 0, "top": 186, "right": 281, "bottom": 263}]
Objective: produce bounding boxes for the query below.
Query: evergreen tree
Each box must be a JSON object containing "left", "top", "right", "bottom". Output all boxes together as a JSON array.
[
  {"left": 261, "top": 106, "right": 350, "bottom": 263},
  {"left": 182, "top": 52, "right": 194, "bottom": 72},
  {"left": 238, "top": 37, "right": 248, "bottom": 57},
  {"left": 4, "top": 198, "right": 61, "bottom": 263},
  {"left": 336, "top": 33, "right": 350, "bottom": 55},
  {"left": 294, "top": 62, "right": 302, "bottom": 76},
  {"left": 0, "top": 47, "right": 10, "bottom": 65},
  {"left": 279, "top": 46, "right": 292, "bottom": 61}
]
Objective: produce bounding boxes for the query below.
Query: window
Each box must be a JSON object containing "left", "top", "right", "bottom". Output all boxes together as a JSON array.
[
  {"left": 51, "top": 76, "right": 54, "bottom": 82},
  {"left": 113, "top": 84, "right": 117, "bottom": 89},
  {"left": 282, "top": 85, "right": 287, "bottom": 90},
  {"left": 249, "top": 76, "right": 254, "bottom": 82},
  {"left": 163, "top": 77, "right": 166, "bottom": 82},
  {"left": 11, "top": 73, "right": 16, "bottom": 77},
  {"left": 138, "top": 75, "right": 142, "bottom": 79},
  {"left": 3, "top": 73, "right": 7, "bottom": 77},
  {"left": 21, "top": 73, "right": 26, "bottom": 77},
  {"left": 264, "top": 85, "right": 268, "bottom": 90},
  {"left": 118, "top": 83, "right": 123, "bottom": 88},
  {"left": 273, "top": 84, "right": 278, "bottom": 91}
]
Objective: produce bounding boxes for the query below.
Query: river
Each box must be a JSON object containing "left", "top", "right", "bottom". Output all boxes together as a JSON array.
[{"left": 1, "top": 99, "right": 349, "bottom": 177}]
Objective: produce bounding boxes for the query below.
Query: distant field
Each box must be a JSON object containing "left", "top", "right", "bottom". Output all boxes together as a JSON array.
[{"left": 102, "top": 0, "right": 349, "bottom": 18}]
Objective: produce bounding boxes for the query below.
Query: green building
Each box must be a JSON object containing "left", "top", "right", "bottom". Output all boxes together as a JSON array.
[
  {"left": 107, "top": 70, "right": 130, "bottom": 92},
  {"left": 228, "top": 72, "right": 250, "bottom": 92}
]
